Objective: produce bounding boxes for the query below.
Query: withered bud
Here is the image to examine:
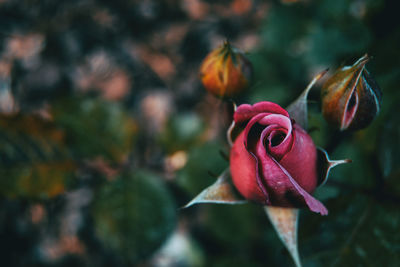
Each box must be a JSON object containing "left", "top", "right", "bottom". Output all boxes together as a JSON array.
[
  {"left": 321, "top": 54, "right": 382, "bottom": 131},
  {"left": 200, "top": 41, "right": 253, "bottom": 98}
]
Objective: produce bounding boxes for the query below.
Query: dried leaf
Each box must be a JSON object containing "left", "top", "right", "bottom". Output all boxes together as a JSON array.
[
  {"left": 265, "top": 206, "right": 301, "bottom": 267},
  {"left": 287, "top": 69, "right": 328, "bottom": 129},
  {"left": 184, "top": 169, "right": 246, "bottom": 208},
  {"left": 0, "top": 113, "right": 75, "bottom": 198}
]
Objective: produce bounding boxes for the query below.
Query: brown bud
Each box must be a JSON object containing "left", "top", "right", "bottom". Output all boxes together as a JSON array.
[
  {"left": 200, "top": 42, "right": 253, "bottom": 98},
  {"left": 321, "top": 54, "right": 382, "bottom": 131}
]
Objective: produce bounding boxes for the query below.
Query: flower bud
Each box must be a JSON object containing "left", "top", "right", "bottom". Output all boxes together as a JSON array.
[
  {"left": 230, "top": 101, "right": 328, "bottom": 215},
  {"left": 200, "top": 42, "right": 253, "bottom": 98},
  {"left": 321, "top": 54, "right": 382, "bottom": 131}
]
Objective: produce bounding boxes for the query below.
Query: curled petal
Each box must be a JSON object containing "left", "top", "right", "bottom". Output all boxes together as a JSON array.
[
  {"left": 271, "top": 156, "right": 328, "bottom": 215},
  {"left": 230, "top": 132, "right": 271, "bottom": 204},
  {"left": 259, "top": 114, "right": 293, "bottom": 157},
  {"left": 234, "top": 101, "right": 289, "bottom": 125},
  {"left": 260, "top": 125, "right": 293, "bottom": 160},
  {"left": 242, "top": 113, "right": 273, "bottom": 149},
  {"left": 243, "top": 113, "right": 293, "bottom": 151},
  {"left": 279, "top": 125, "right": 317, "bottom": 193},
  {"left": 255, "top": 138, "right": 328, "bottom": 215}
]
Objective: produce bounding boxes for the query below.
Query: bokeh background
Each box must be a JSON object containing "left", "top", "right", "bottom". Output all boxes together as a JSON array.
[{"left": 0, "top": 0, "right": 399, "bottom": 266}]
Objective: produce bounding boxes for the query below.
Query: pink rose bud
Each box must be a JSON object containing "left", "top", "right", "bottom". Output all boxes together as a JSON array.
[
  {"left": 230, "top": 102, "right": 328, "bottom": 215},
  {"left": 200, "top": 41, "right": 253, "bottom": 98},
  {"left": 321, "top": 54, "right": 382, "bottom": 131}
]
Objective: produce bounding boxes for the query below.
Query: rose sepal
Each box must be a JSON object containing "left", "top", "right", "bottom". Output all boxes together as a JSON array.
[
  {"left": 183, "top": 168, "right": 247, "bottom": 208},
  {"left": 286, "top": 69, "right": 328, "bottom": 129},
  {"left": 265, "top": 206, "right": 301, "bottom": 267},
  {"left": 316, "top": 147, "right": 352, "bottom": 187}
]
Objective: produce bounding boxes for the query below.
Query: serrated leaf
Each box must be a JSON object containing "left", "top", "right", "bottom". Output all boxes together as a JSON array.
[
  {"left": 287, "top": 70, "right": 328, "bottom": 129},
  {"left": 265, "top": 206, "right": 301, "bottom": 267},
  {"left": 184, "top": 169, "right": 246, "bottom": 208}
]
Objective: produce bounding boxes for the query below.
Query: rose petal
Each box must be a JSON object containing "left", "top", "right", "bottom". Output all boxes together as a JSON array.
[
  {"left": 255, "top": 139, "right": 328, "bottom": 215},
  {"left": 242, "top": 113, "right": 272, "bottom": 149},
  {"left": 250, "top": 151, "right": 272, "bottom": 205},
  {"left": 258, "top": 114, "right": 293, "bottom": 159},
  {"left": 243, "top": 113, "right": 292, "bottom": 150},
  {"left": 260, "top": 126, "right": 293, "bottom": 160},
  {"left": 267, "top": 129, "right": 293, "bottom": 160},
  {"left": 230, "top": 132, "right": 270, "bottom": 204},
  {"left": 272, "top": 157, "right": 328, "bottom": 215},
  {"left": 234, "top": 101, "right": 289, "bottom": 124},
  {"left": 279, "top": 125, "right": 318, "bottom": 193}
]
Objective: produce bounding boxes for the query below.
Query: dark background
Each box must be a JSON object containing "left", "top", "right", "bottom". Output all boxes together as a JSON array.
[{"left": 0, "top": 0, "right": 399, "bottom": 266}]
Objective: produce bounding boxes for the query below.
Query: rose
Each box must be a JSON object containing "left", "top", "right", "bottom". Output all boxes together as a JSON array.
[{"left": 230, "top": 101, "right": 328, "bottom": 215}]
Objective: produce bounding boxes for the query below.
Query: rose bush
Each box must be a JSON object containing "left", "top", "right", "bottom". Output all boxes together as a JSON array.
[{"left": 230, "top": 101, "right": 328, "bottom": 215}]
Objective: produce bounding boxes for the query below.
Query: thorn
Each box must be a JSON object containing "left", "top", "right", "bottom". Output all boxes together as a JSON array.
[
  {"left": 219, "top": 149, "right": 229, "bottom": 161},
  {"left": 207, "top": 170, "right": 219, "bottom": 178},
  {"left": 307, "top": 126, "right": 320, "bottom": 133}
]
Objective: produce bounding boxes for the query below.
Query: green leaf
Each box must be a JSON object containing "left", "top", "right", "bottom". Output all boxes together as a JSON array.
[{"left": 300, "top": 194, "right": 400, "bottom": 266}]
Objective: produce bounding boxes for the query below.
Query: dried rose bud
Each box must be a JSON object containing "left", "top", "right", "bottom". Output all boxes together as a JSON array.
[
  {"left": 200, "top": 42, "right": 253, "bottom": 98},
  {"left": 321, "top": 54, "right": 382, "bottom": 131}
]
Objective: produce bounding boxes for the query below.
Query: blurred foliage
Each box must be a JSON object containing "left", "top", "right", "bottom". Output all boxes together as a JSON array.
[
  {"left": 177, "top": 141, "right": 228, "bottom": 196},
  {"left": 0, "top": 113, "right": 75, "bottom": 198},
  {"left": 51, "top": 96, "right": 137, "bottom": 163},
  {"left": 160, "top": 112, "right": 205, "bottom": 153},
  {"left": 300, "top": 194, "right": 400, "bottom": 267},
  {"left": 0, "top": 96, "right": 136, "bottom": 199},
  {"left": 91, "top": 171, "right": 176, "bottom": 265},
  {"left": 0, "top": 0, "right": 399, "bottom": 266}
]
